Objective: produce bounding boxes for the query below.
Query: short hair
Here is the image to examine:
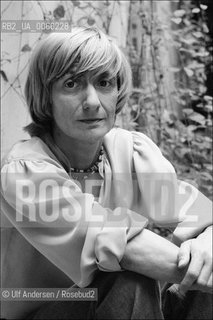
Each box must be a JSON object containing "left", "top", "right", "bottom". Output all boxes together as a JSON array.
[{"left": 24, "top": 26, "right": 132, "bottom": 137}]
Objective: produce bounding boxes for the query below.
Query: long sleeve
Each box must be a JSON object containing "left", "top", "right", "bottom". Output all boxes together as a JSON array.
[
  {"left": 132, "top": 131, "right": 212, "bottom": 243},
  {"left": 1, "top": 158, "right": 147, "bottom": 287},
  {"left": 132, "top": 131, "right": 181, "bottom": 227}
]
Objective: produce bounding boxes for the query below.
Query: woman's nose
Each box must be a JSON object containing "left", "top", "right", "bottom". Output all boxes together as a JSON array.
[{"left": 83, "top": 84, "right": 100, "bottom": 110}]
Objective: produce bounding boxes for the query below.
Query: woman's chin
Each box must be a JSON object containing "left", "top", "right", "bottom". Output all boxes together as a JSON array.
[{"left": 75, "top": 126, "right": 111, "bottom": 143}]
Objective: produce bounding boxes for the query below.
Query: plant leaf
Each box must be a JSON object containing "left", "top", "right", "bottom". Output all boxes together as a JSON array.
[
  {"left": 200, "top": 4, "right": 208, "bottom": 10},
  {"left": 184, "top": 67, "right": 194, "bottom": 77},
  {"left": 183, "top": 108, "right": 194, "bottom": 116},
  {"left": 87, "top": 17, "right": 95, "bottom": 26},
  {"left": 171, "top": 17, "right": 182, "bottom": 24},
  {"left": 188, "top": 113, "right": 205, "bottom": 125},
  {"left": 71, "top": 0, "right": 81, "bottom": 7},
  {"left": 53, "top": 5, "right": 65, "bottom": 19},
  {"left": 21, "top": 44, "right": 31, "bottom": 52},
  {"left": 169, "top": 67, "right": 180, "bottom": 73},
  {"left": 192, "top": 31, "right": 203, "bottom": 38},
  {"left": 0, "top": 70, "right": 8, "bottom": 82},
  {"left": 192, "top": 8, "right": 200, "bottom": 13},
  {"left": 204, "top": 95, "right": 213, "bottom": 102},
  {"left": 174, "top": 9, "right": 186, "bottom": 17}
]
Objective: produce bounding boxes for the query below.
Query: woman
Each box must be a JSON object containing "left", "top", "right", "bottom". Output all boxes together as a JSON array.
[{"left": 1, "top": 26, "right": 212, "bottom": 320}]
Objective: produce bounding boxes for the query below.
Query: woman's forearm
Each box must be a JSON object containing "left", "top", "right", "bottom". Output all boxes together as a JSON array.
[{"left": 120, "top": 228, "right": 186, "bottom": 284}]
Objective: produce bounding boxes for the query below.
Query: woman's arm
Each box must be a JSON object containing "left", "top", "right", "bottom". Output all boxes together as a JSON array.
[
  {"left": 120, "top": 228, "right": 212, "bottom": 294},
  {"left": 120, "top": 228, "right": 185, "bottom": 284}
]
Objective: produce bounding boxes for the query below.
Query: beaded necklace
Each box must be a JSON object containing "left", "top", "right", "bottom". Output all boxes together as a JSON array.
[{"left": 69, "top": 146, "right": 104, "bottom": 174}]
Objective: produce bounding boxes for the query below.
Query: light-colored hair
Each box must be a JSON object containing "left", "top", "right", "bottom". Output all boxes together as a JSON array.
[{"left": 24, "top": 26, "right": 132, "bottom": 137}]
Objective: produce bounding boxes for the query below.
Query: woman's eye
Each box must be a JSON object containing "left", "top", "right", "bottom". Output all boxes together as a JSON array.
[
  {"left": 64, "top": 80, "right": 77, "bottom": 88},
  {"left": 98, "top": 80, "right": 110, "bottom": 87}
]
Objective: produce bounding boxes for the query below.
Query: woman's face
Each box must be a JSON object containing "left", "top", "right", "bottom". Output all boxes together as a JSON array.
[{"left": 51, "top": 70, "right": 118, "bottom": 144}]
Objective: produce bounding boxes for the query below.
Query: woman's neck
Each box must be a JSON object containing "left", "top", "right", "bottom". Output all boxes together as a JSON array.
[{"left": 52, "top": 129, "right": 103, "bottom": 170}]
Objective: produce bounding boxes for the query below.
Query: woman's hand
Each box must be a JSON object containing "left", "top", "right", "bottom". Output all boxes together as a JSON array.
[{"left": 178, "top": 226, "right": 212, "bottom": 294}]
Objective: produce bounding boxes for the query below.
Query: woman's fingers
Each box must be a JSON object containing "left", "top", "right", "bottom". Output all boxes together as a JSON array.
[
  {"left": 189, "top": 274, "right": 212, "bottom": 294},
  {"left": 196, "top": 257, "right": 212, "bottom": 288},
  {"left": 178, "top": 236, "right": 212, "bottom": 294},
  {"left": 178, "top": 240, "right": 191, "bottom": 268},
  {"left": 177, "top": 229, "right": 212, "bottom": 295},
  {"left": 179, "top": 251, "right": 203, "bottom": 294}
]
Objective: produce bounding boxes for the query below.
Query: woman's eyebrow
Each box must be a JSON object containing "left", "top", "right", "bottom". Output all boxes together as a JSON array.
[
  {"left": 60, "top": 71, "right": 115, "bottom": 82},
  {"left": 60, "top": 72, "right": 82, "bottom": 81},
  {"left": 98, "top": 71, "right": 115, "bottom": 79}
]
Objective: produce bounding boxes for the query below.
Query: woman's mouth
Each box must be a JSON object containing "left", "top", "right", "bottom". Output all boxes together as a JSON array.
[{"left": 78, "top": 119, "right": 103, "bottom": 124}]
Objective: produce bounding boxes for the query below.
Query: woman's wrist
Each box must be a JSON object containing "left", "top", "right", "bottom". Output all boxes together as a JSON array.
[{"left": 121, "top": 228, "right": 186, "bottom": 284}]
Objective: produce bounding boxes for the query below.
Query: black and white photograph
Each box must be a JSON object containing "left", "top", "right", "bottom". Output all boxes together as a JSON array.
[{"left": 1, "top": 1, "right": 212, "bottom": 319}]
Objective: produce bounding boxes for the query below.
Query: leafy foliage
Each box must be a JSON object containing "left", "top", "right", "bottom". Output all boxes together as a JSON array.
[
  {"left": 122, "top": 0, "right": 212, "bottom": 238},
  {"left": 126, "top": 0, "right": 212, "bottom": 202}
]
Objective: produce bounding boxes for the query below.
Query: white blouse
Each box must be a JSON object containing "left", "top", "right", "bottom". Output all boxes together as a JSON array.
[{"left": 1, "top": 128, "right": 212, "bottom": 319}]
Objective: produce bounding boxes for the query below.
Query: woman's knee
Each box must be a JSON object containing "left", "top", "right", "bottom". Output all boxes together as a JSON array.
[
  {"left": 27, "top": 272, "right": 162, "bottom": 320},
  {"left": 91, "top": 270, "right": 161, "bottom": 308},
  {"left": 92, "top": 270, "right": 159, "bottom": 295},
  {"left": 91, "top": 271, "right": 163, "bottom": 319}
]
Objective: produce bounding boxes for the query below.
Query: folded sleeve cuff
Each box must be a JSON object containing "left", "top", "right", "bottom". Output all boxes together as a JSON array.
[{"left": 94, "top": 206, "right": 148, "bottom": 272}]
